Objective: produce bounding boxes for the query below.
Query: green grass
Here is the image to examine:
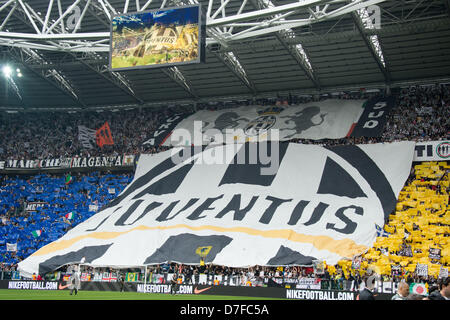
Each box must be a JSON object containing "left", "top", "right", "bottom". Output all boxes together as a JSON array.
[{"left": 0, "top": 289, "right": 282, "bottom": 300}]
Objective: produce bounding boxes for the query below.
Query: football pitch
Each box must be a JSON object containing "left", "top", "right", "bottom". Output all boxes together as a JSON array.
[{"left": 0, "top": 289, "right": 282, "bottom": 300}]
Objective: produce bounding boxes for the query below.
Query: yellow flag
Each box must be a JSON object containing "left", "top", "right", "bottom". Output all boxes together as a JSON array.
[{"left": 195, "top": 246, "right": 212, "bottom": 257}]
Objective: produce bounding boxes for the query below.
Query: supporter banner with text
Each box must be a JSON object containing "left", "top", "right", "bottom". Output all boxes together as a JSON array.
[
  {"left": 78, "top": 125, "right": 97, "bottom": 149},
  {"left": 142, "top": 113, "right": 193, "bottom": 147},
  {"left": 349, "top": 96, "right": 395, "bottom": 138},
  {"left": 413, "top": 140, "right": 450, "bottom": 161},
  {"left": 17, "top": 141, "right": 414, "bottom": 277},
  {"left": 25, "top": 202, "right": 48, "bottom": 213},
  {"left": 164, "top": 100, "right": 365, "bottom": 146}
]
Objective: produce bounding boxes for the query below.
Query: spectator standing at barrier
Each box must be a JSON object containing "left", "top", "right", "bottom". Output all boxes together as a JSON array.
[
  {"left": 185, "top": 265, "right": 193, "bottom": 284},
  {"left": 358, "top": 275, "right": 377, "bottom": 300},
  {"left": 391, "top": 281, "right": 409, "bottom": 300},
  {"left": 429, "top": 277, "right": 450, "bottom": 300}
]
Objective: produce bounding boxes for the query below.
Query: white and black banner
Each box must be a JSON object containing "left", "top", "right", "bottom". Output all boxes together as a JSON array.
[
  {"left": 6, "top": 243, "right": 17, "bottom": 252},
  {"left": 414, "top": 140, "right": 450, "bottom": 161},
  {"left": 415, "top": 106, "right": 433, "bottom": 115},
  {"left": 18, "top": 141, "right": 414, "bottom": 277},
  {"left": 25, "top": 202, "right": 48, "bottom": 213},
  {"left": 416, "top": 264, "right": 428, "bottom": 277},
  {"left": 293, "top": 278, "right": 321, "bottom": 290},
  {"left": 439, "top": 266, "right": 449, "bottom": 279},
  {"left": 78, "top": 125, "right": 97, "bottom": 149},
  {"left": 164, "top": 100, "right": 365, "bottom": 146},
  {"left": 349, "top": 96, "right": 396, "bottom": 138},
  {"left": 143, "top": 113, "right": 193, "bottom": 147},
  {"left": 0, "top": 155, "right": 135, "bottom": 171}
]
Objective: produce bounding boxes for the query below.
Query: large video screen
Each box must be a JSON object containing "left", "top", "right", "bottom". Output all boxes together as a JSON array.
[{"left": 109, "top": 5, "right": 205, "bottom": 71}]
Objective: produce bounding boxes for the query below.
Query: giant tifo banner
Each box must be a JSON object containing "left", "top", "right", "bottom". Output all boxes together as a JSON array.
[
  {"left": 18, "top": 141, "right": 415, "bottom": 277},
  {"left": 163, "top": 99, "right": 366, "bottom": 146}
]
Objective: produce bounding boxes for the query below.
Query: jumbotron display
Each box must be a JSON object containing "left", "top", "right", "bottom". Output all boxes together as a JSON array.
[{"left": 109, "top": 5, "right": 205, "bottom": 71}]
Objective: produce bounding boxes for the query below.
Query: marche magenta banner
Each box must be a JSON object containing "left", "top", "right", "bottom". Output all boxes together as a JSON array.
[{"left": 18, "top": 141, "right": 415, "bottom": 277}]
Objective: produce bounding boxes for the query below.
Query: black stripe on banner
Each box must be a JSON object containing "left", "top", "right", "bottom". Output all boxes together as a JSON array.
[
  {"left": 132, "top": 162, "right": 195, "bottom": 198},
  {"left": 324, "top": 145, "right": 397, "bottom": 220},
  {"left": 102, "top": 146, "right": 205, "bottom": 210},
  {"left": 114, "top": 200, "right": 144, "bottom": 226},
  {"left": 143, "top": 233, "right": 232, "bottom": 264},
  {"left": 219, "top": 141, "right": 289, "bottom": 187},
  {"left": 317, "top": 157, "right": 367, "bottom": 198},
  {"left": 38, "top": 244, "right": 112, "bottom": 275},
  {"left": 266, "top": 246, "right": 315, "bottom": 266}
]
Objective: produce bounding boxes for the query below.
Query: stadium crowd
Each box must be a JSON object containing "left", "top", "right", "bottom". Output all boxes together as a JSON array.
[
  {"left": 382, "top": 85, "right": 450, "bottom": 142},
  {"left": 0, "top": 84, "right": 448, "bottom": 161},
  {"left": 0, "top": 171, "right": 133, "bottom": 267}
]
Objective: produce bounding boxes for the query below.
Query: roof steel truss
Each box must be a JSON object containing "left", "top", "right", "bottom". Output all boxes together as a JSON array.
[
  {"left": 1, "top": 0, "right": 449, "bottom": 109},
  {"left": 0, "top": 0, "right": 390, "bottom": 52}
]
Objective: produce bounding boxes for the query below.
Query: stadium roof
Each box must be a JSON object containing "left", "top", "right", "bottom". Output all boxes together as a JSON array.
[{"left": 0, "top": 0, "right": 449, "bottom": 110}]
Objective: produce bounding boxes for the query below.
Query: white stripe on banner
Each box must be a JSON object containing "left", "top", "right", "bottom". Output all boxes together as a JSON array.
[{"left": 17, "top": 141, "right": 415, "bottom": 278}]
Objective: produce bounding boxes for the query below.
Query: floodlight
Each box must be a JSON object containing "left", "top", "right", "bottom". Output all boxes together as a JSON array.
[{"left": 2, "top": 65, "right": 12, "bottom": 78}]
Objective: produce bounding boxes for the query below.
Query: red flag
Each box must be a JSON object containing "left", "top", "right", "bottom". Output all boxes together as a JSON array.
[{"left": 96, "top": 121, "right": 114, "bottom": 148}]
